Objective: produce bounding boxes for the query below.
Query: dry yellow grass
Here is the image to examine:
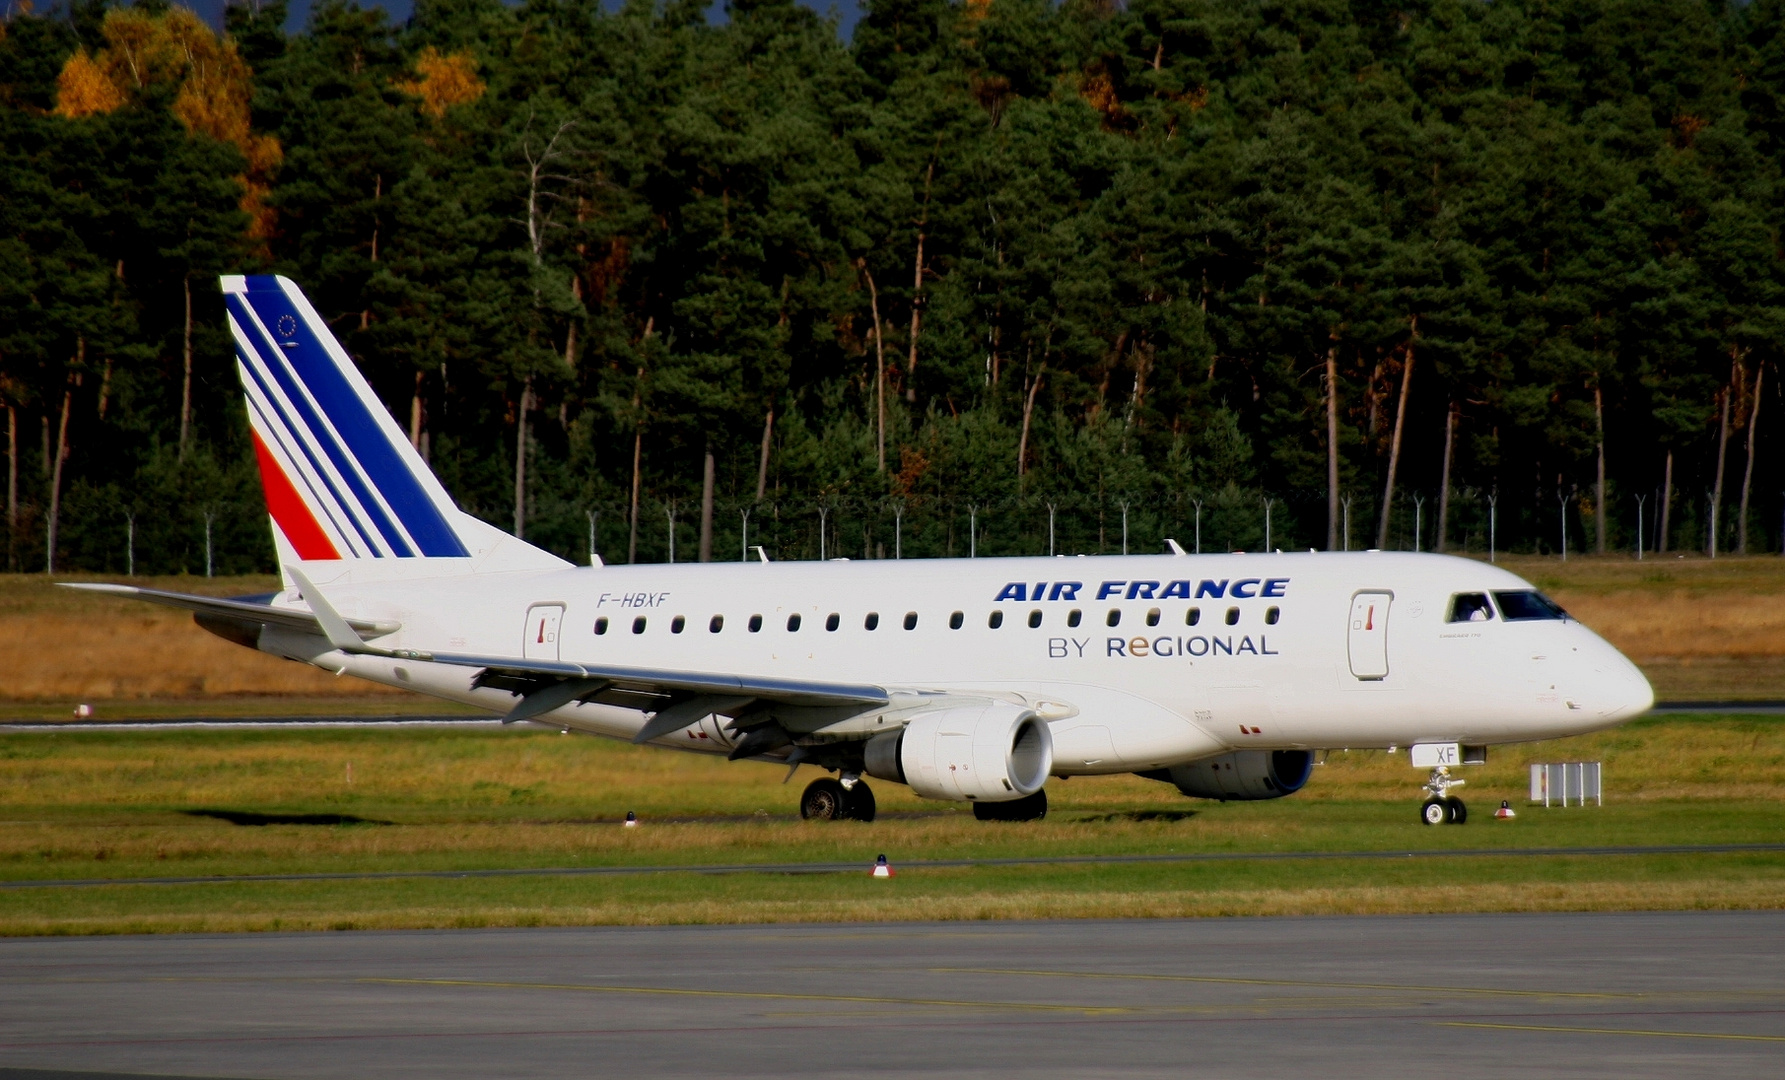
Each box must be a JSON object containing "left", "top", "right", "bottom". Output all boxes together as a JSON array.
[{"left": 0, "top": 574, "right": 400, "bottom": 702}]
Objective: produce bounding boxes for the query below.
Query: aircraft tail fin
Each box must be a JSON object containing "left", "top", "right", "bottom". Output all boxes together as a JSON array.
[{"left": 222, "top": 274, "right": 567, "bottom": 584}]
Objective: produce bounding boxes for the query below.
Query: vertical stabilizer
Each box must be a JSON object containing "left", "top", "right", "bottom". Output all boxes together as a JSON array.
[{"left": 222, "top": 274, "right": 568, "bottom": 582}]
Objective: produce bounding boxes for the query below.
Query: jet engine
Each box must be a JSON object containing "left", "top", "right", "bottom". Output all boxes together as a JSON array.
[
  {"left": 863, "top": 701, "right": 1053, "bottom": 802},
  {"left": 1144, "top": 750, "right": 1314, "bottom": 801}
]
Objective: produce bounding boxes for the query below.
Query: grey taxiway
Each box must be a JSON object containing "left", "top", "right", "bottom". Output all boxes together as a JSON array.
[{"left": 1, "top": 911, "right": 1781, "bottom": 1079}]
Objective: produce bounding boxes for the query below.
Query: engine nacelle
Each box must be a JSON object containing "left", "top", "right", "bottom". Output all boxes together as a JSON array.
[
  {"left": 1151, "top": 750, "right": 1314, "bottom": 801},
  {"left": 863, "top": 702, "right": 1053, "bottom": 802}
]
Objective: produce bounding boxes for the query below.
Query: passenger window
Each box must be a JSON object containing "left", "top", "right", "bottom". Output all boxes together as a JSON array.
[
  {"left": 1449, "top": 593, "right": 1496, "bottom": 623},
  {"left": 748, "top": 614, "right": 762, "bottom": 633},
  {"left": 710, "top": 615, "right": 724, "bottom": 633},
  {"left": 1186, "top": 607, "right": 1201, "bottom": 627},
  {"left": 1028, "top": 610, "right": 1042, "bottom": 628},
  {"left": 632, "top": 616, "right": 647, "bottom": 634},
  {"left": 826, "top": 613, "right": 840, "bottom": 632},
  {"left": 1067, "top": 609, "right": 1082, "bottom": 628},
  {"left": 949, "top": 611, "right": 964, "bottom": 630},
  {"left": 988, "top": 610, "right": 1004, "bottom": 629},
  {"left": 1493, "top": 591, "right": 1568, "bottom": 621},
  {"left": 1145, "top": 608, "right": 1161, "bottom": 627},
  {"left": 1224, "top": 607, "right": 1239, "bottom": 626},
  {"left": 904, "top": 612, "right": 918, "bottom": 630},
  {"left": 864, "top": 612, "right": 879, "bottom": 630},
  {"left": 1265, "top": 607, "right": 1280, "bottom": 625},
  {"left": 787, "top": 613, "right": 802, "bottom": 632},
  {"left": 1106, "top": 609, "right": 1121, "bottom": 627},
  {"left": 671, "top": 615, "right": 685, "bottom": 634},
  {"left": 595, "top": 617, "right": 609, "bottom": 635}
]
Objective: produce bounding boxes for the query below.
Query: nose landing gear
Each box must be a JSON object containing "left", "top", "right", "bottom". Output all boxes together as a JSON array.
[{"left": 1418, "top": 767, "right": 1467, "bottom": 825}]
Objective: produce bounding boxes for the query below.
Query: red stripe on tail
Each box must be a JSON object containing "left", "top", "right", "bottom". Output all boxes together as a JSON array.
[{"left": 251, "top": 430, "right": 341, "bottom": 560}]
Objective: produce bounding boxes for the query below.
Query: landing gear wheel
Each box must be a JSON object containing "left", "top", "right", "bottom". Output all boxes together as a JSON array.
[
  {"left": 842, "top": 782, "right": 877, "bottom": 822},
  {"left": 973, "top": 788, "right": 1048, "bottom": 822},
  {"left": 1420, "top": 798, "right": 1447, "bottom": 826},
  {"left": 1444, "top": 796, "right": 1467, "bottom": 825},
  {"left": 800, "top": 778, "right": 848, "bottom": 821}
]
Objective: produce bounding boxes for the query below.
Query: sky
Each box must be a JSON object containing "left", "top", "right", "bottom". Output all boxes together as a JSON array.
[{"left": 178, "top": 0, "right": 867, "bottom": 39}]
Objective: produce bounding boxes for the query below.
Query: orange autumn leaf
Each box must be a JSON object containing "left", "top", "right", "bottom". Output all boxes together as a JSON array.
[
  {"left": 52, "top": 6, "right": 282, "bottom": 244},
  {"left": 394, "top": 47, "right": 486, "bottom": 119},
  {"left": 54, "top": 49, "right": 126, "bottom": 117}
]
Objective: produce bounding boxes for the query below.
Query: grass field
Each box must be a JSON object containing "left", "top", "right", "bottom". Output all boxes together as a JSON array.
[
  {"left": 0, "top": 712, "right": 1780, "bottom": 934},
  {"left": 5, "top": 554, "right": 1785, "bottom": 715}
]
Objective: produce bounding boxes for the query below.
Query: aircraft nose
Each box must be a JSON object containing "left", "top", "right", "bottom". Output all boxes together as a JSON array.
[{"left": 1597, "top": 653, "right": 1654, "bottom": 721}]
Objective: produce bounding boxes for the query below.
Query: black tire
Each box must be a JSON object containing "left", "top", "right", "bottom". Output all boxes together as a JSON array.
[
  {"left": 1445, "top": 796, "right": 1467, "bottom": 825},
  {"left": 842, "top": 782, "right": 877, "bottom": 822},
  {"left": 973, "top": 788, "right": 1048, "bottom": 822},
  {"left": 1420, "top": 798, "right": 1447, "bottom": 826},
  {"left": 800, "top": 778, "right": 848, "bottom": 821}
]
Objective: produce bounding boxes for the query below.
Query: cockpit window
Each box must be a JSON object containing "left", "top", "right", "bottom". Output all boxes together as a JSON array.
[
  {"left": 1493, "top": 590, "right": 1569, "bottom": 621},
  {"left": 1448, "top": 593, "right": 1495, "bottom": 623}
]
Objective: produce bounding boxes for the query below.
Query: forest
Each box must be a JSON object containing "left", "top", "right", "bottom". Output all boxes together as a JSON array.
[{"left": 4, "top": 0, "right": 1785, "bottom": 574}]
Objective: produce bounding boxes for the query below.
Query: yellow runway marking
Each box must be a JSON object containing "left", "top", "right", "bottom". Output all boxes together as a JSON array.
[
  {"left": 360, "top": 977, "right": 1130, "bottom": 1015},
  {"left": 932, "top": 968, "right": 1637, "bottom": 1000},
  {"left": 1438, "top": 1021, "right": 1785, "bottom": 1043}
]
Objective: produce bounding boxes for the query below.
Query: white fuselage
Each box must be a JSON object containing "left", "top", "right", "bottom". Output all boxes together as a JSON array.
[{"left": 259, "top": 551, "right": 1653, "bottom": 776}]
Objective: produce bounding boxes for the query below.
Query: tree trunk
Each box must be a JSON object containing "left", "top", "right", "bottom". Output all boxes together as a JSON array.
[
  {"left": 1325, "top": 343, "right": 1339, "bottom": 550},
  {"left": 1740, "top": 362, "right": 1763, "bottom": 554},
  {"left": 1436, "top": 400, "right": 1458, "bottom": 553},
  {"left": 905, "top": 158, "right": 935, "bottom": 405},
  {"left": 46, "top": 358, "right": 77, "bottom": 575},
  {"left": 755, "top": 405, "right": 774, "bottom": 502},
  {"left": 905, "top": 228, "right": 924, "bottom": 404},
  {"left": 698, "top": 443, "right": 715, "bottom": 563},
  {"left": 1376, "top": 319, "right": 1416, "bottom": 549},
  {"left": 565, "top": 274, "right": 581, "bottom": 369},
  {"left": 362, "top": 173, "right": 381, "bottom": 331},
  {"left": 179, "top": 274, "right": 193, "bottom": 459},
  {"left": 628, "top": 318, "right": 654, "bottom": 564},
  {"left": 409, "top": 369, "right": 424, "bottom": 449},
  {"left": 1593, "top": 383, "right": 1607, "bottom": 555},
  {"left": 1017, "top": 365, "right": 1044, "bottom": 479},
  {"left": 863, "top": 265, "right": 885, "bottom": 473},
  {"left": 1712, "top": 365, "right": 1734, "bottom": 557},
  {"left": 513, "top": 377, "right": 531, "bottom": 539},
  {"left": 1659, "top": 450, "right": 1673, "bottom": 554},
  {"left": 627, "top": 417, "right": 642, "bottom": 564}
]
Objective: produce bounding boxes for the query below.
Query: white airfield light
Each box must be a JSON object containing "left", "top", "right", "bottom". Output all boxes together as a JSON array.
[{"left": 68, "top": 276, "right": 1657, "bottom": 826}]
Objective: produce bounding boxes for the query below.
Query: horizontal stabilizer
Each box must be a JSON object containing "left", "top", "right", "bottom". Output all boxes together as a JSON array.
[{"left": 62, "top": 583, "right": 399, "bottom": 637}]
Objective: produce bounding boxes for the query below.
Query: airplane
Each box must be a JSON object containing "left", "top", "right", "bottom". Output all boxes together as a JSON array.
[{"left": 71, "top": 275, "right": 1655, "bottom": 826}]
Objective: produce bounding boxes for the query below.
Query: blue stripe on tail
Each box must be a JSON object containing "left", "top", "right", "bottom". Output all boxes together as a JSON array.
[{"left": 233, "top": 277, "right": 469, "bottom": 558}]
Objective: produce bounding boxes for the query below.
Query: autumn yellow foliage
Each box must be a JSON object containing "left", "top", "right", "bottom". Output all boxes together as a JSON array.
[
  {"left": 53, "top": 49, "right": 126, "bottom": 117},
  {"left": 52, "top": 6, "right": 282, "bottom": 241},
  {"left": 394, "top": 47, "right": 486, "bottom": 119}
]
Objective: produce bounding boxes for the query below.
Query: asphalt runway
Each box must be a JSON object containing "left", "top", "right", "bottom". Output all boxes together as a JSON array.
[{"left": 1, "top": 913, "right": 1781, "bottom": 1079}]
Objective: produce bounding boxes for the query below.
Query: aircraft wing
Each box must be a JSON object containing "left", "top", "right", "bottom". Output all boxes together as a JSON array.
[{"left": 61, "top": 583, "right": 400, "bottom": 637}]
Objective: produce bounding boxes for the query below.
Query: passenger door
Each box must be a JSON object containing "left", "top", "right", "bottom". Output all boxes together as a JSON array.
[
  {"left": 523, "top": 603, "right": 565, "bottom": 661},
  {"left": 1347, "top": 591, "right": 1392, "bottom": 680}
]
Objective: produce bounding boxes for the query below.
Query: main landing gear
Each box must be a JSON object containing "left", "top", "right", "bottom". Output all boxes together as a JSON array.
[
  {"left": 800, "top": 776, "right": 876, "bottom": 822},
  {"left": 1418, "top": 766, "right": 1467, "bottom": 826}
]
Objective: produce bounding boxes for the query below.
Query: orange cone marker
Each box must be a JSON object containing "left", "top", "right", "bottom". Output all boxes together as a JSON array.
[
  {"left": 1494, "top": 800, "right": 1516, "bottom": 819},
  {"left": 871, "top": 854, "right": 893, "bottom": 878},
  {"left": 623, "top": 811, "right": 639, "bottom": 828}
]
